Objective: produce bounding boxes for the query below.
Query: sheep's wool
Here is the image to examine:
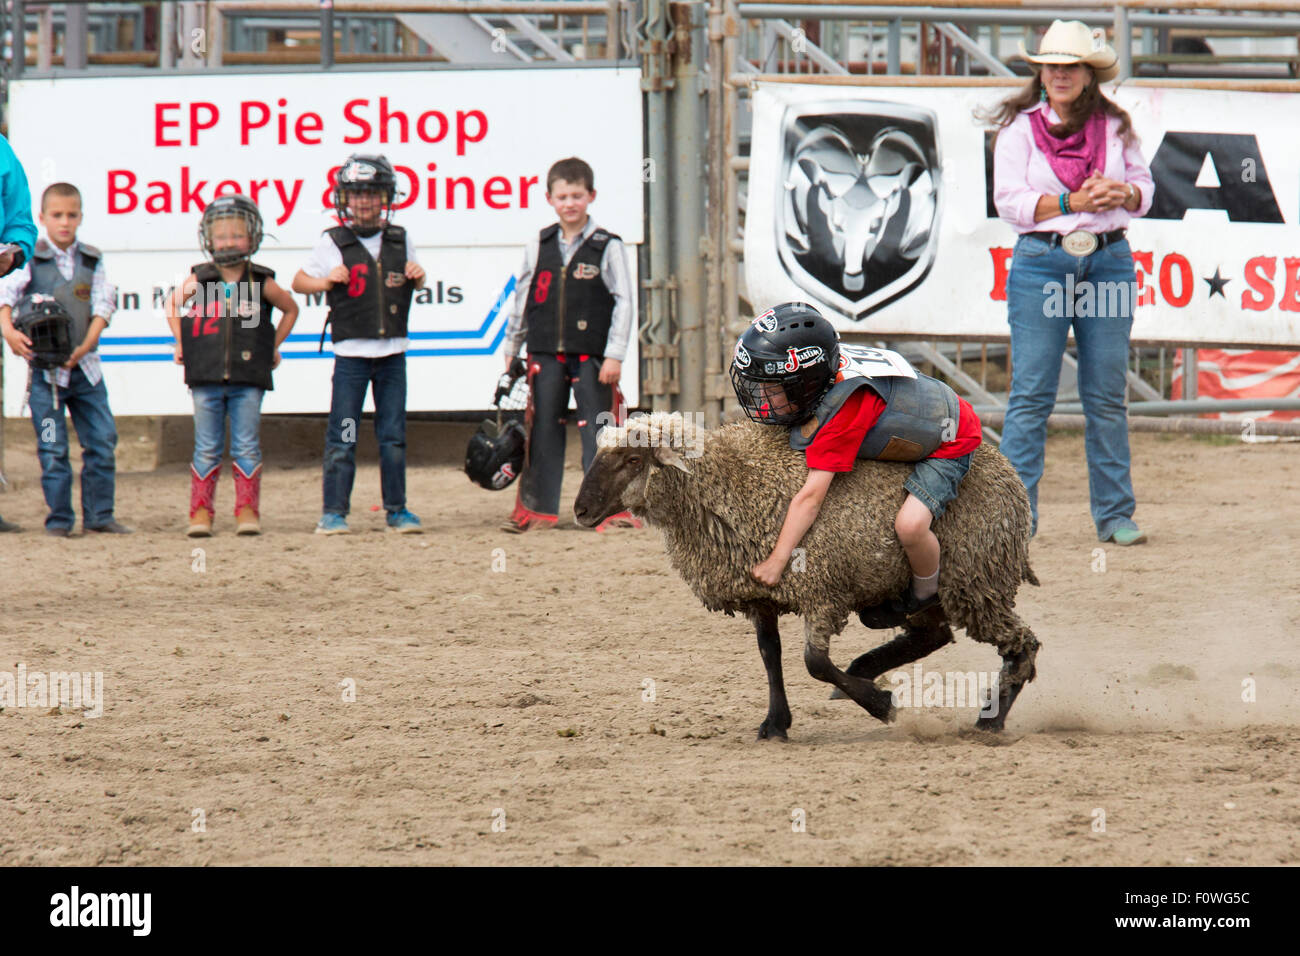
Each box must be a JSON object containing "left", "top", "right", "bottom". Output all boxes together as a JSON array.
[{"left": 602, "top": 412, "right": 1038, "bottom": 655}]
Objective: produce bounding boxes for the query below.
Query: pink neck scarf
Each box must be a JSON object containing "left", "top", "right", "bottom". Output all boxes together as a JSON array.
[{"left": 1028, "top": 106, "right": 1107, "bottom": 192}]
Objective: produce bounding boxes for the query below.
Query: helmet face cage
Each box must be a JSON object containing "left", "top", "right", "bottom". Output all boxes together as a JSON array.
[
  {"left": 730, "top": 302, "right": 840, "bottom": 426},
  {"left": 14, "top": 296, "right": 73, "bottom": 370},
  {"left": 200, "top": 195, "right": 263, "bottom": 266},
  {"left": 730, "top": 362, "right": 834, "bottom": 426},
  {"left": 333, "top": 155, "right": 399, "bottom": 235}
]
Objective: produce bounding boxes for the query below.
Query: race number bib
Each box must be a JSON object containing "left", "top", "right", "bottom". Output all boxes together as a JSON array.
[{"left": 837, "top": 344, "right": 918, "bottom": 380}]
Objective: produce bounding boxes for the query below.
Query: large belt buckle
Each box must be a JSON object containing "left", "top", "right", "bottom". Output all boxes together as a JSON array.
[{"left": 1061, "top": 229, "right": 1099, "bottom": 257}]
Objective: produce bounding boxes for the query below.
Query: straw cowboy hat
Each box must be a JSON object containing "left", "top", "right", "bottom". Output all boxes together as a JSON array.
[{"left": 1018, "top": 19, "right": 1119, "bottom": 83}]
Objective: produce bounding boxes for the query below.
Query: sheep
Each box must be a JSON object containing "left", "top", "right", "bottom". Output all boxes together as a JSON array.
[{"left": 573, "top": 411, "right": 1040, "bottom": 740}]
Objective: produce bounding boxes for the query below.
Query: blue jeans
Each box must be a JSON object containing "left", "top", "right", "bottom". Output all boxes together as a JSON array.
[
  {"left": 192, "top": 384, "right": 264, "bottom": 477},
  {"left": 322, "top": 353, "right": 407, "bottom": 516},
  {"left": 27, "top": 365, "right": 118, "bottom": 530},
  {"left": 904, "top": 453, "right": 972, "bottom": 520},
  {"left": 1002, "top": 234, "right": 1139, "bottom": 540}
]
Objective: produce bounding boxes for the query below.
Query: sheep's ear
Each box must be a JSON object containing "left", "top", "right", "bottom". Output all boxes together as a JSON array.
[{"left": 653, "top": 442, "right": 691, "bottom": 474}]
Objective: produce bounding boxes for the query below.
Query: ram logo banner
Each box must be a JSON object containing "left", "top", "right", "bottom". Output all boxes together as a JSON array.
[
  {"left": 749, "top": 82, "right": 1300, "bottom": 347},
  {"left": 776, "top": 101, "right": 941, "bottom": 320}
]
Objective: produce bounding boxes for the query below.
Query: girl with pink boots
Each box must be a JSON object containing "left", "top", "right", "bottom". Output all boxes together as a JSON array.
[{"left": 165, "top": 195, "right": 299, "bottom": 536}]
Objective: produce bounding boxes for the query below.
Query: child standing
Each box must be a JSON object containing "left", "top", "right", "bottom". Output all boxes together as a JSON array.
[
  {"left": 0, "top": 182, "right": 128, "bottom": 536},
  {"left": 499, "top": 157, "right": 638, "bottom": 533},
  {"left": 730, "top": 302, "right": 983, "bottom": 619},
  {"left": 165, "top": 194, "right": 299, "bottom": 536},
  {"left": 292, "top": 154, "right": 425, "bottom": 535}
]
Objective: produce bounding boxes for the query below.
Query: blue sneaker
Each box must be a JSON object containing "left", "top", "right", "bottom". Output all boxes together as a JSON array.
[
  {"left": 386, "top": 508, "right": 423, "bottom": 534},
  {"left": 315, "top": 513, "right": 350, "bottom": 535}
]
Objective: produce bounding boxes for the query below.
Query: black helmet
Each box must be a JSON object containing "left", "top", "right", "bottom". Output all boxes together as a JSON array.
[
  {"left": 465, "top": 418, "right": 526, "bottom": 491},
  {"left": 13, "top": 294, "right": 73, "bottom": 370},
  {"left": 729, "top": 301, "right": 839, "bottom": 425},
  {"left": 200, "top": 194, "right": 263, "bottom": 266},
  {"left": 333, "top": 154, "right": 399, "bottom": 236}
]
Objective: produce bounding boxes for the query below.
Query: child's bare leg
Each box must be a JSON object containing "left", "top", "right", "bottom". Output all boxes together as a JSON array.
[{"left": 895, "top": 493, "right": 940, "bottom": 598}]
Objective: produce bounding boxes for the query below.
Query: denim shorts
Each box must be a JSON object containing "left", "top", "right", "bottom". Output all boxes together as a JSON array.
[{"left": 903, "top": 453, "right": 973, "bottom": 519}]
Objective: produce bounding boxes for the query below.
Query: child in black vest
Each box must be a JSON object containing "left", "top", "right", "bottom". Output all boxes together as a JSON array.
[
  {"left": 292, "top": 153, "right": 426, "bottom": 535},
  {"left": 500, "top": 157, "right": 639, "bottom": 533},
  {"left": 165, "top": 194, "right": 299, "bottom": 536},
  {"left": 0, "top": 182, "right": 128, "bottom": 535}
]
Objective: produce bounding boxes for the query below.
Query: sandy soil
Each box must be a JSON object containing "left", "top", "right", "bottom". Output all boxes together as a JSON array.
[{"left": 1, "top": 419, "right": 1298, "bottom": 866}]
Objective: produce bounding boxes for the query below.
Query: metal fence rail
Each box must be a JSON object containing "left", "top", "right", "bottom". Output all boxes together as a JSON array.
[{"left": 4, "top": 1, "right": 628, "bottom": 75}]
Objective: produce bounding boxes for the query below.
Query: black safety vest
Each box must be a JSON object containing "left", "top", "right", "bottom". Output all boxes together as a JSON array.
[
  {"left": 790, "top": 370, "right": 962, "bottom": 462},
  {"left": 523, "top": 224, "right": 617, "bottom": 356},
  {"left": 322, "top": 225, "right": 413, "bottom": 347},
  {"left": 181, "top": 262, "right": 278, "bottom": 391},
  {"left": 29, "top": 239, "right": 99, "bottom": 349}
]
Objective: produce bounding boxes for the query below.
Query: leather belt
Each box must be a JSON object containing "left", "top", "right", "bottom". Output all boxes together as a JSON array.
[{"left": 1022, "top": 228, "right": 1127, "bottom": 255}]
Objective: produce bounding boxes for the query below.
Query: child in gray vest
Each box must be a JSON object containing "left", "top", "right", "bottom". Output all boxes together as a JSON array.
[{"left": 0, "top": 182, "right": 129, "bottom": 536}]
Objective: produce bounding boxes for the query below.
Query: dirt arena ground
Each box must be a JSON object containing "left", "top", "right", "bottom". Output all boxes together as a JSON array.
[{"left": 1, "top": 418, "right": 1297, "bottom": 866}]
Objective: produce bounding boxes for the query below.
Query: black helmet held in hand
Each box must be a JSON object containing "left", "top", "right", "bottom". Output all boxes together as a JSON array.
[
  {"left": 729, "top": 301, "right": 840, "bottom": 426},
  {"left": 13, "top": 294, "right": 73, "bottom": 370},
  {"left": 333, "top": 154, "right": 399, "bottom": 236},
  {"left": 200, "top": 193, "right": 264, "bottom": 266},
  {"left": 465, "top": 418, "right": 526, "bottom": 491}
]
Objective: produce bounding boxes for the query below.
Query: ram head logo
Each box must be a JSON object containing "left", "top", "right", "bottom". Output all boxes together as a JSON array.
[{"left": 777, "top": 102, "right": 942, "bottom": 320}]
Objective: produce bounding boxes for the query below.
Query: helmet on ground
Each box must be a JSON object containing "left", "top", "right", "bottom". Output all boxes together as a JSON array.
[
  {"left": 465, "top": 418, "right": 527, "bottom": 491},
  {"left": 729, "top": 301, "right": 839, "bottom": 425},
  {"left": 333, "top": 154, "right": 399, "bottom": 236},
  {"left": 13, "top": 294, "right": 73, "bottom": 370},
  {"left": 200, "top": 194, "right": 263, "bottom": 266}
]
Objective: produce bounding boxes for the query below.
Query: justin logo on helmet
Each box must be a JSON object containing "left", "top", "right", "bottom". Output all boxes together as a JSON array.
[{"left": 782, "top": 345, "right": 824, "bottom": 372}]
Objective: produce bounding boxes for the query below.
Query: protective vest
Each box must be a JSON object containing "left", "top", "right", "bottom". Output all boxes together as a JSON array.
[
  {"left": 322, "top": 225, "right": 412, "bottom": 346},
  {"left": 181, "top": 262, "right": 278, "bottom": 391},
  {"left": 28, "top": 239, "right": 99, "bottom": 350},
  {"left": 523, "top": 224, "right": 617, "bottom": 356},
  {"left": 790, "top": 348, "right": 961, "bottom": 462}
]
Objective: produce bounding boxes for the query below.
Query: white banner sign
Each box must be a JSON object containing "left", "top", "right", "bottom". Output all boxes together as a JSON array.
[
  {"left": 747, "top": 82, "right": 1300, "bottom": 347},
  {"left": 4, "top": 68, "right": 643, "bottom": 415}
]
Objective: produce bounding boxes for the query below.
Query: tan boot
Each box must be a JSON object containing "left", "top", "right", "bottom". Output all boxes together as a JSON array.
[
  {"left": 233, "top": 462, "right": 262, "bottom": 535},
  {"left": 188, "top": 465, "right": 218, "bottom": 537}
]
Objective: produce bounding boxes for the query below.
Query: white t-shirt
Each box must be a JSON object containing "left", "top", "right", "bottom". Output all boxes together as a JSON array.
[{"left": 302, "top": 229, "right": 420, "bottom": 358}]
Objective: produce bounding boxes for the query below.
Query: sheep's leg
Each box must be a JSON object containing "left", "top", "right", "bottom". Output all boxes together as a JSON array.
[
  {"left": 803, "top": 620, "right": 896, "bottom": 724},
  {"left": 974, "top": 622, "right": 1040, "bottom": 732},
  {"left": 751, "top": 607, "right": 793, "bottom": 741},
  {"left": 846, "top": 617, "right": 955, "bottom": 681},
  {"left": 829, "top": 616, "right": 955, "bottom": 700}
]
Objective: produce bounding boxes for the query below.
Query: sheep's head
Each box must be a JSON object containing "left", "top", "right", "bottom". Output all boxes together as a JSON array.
[{"left": 573, "top": 412, "right": 701, "bottom": 527}]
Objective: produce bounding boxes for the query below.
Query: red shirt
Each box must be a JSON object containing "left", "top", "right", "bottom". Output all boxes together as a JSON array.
[{"left": 805, "top": 385, "right": 983, "bottom": 473}]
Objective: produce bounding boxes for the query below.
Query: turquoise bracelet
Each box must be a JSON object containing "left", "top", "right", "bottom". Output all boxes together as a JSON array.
[{"left": 1059, "top": 192, "right": 1070, "bottom": 215}]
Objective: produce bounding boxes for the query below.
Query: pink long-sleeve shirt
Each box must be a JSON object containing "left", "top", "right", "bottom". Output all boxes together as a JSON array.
[{"left": 993, "top": 102, "right": 1154, "bottom": 234}]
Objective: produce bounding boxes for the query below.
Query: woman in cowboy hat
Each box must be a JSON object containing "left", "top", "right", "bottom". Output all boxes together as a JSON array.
[{"left": 981, "top": 19, "right": 1154, "bottom": 546}]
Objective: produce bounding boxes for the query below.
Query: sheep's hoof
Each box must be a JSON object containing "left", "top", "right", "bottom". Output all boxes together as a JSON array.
[
  {"left": 974, "top": 714, "right": 1005, "bottom": 732},
  {"left": 865, "top": 687, "right": 897, "bottom": 724},
  {"left": 755, "top": 718, "right": 790, "bottom": 741}
]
